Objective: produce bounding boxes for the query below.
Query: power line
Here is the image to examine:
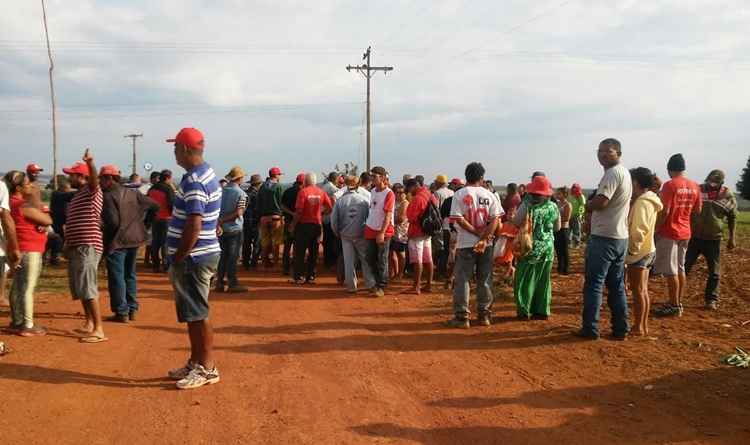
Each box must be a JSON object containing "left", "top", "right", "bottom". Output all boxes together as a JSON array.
[{"left": 451, "top": 0, "right": 577, "bottom": 60}]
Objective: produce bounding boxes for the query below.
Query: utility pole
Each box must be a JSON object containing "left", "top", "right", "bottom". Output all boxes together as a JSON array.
[
  {"left": 41, "top": 0, "right": 57, "bottom": 189},
  {"left": 346, "top": 46, "right": 393, "bottom": 172},
  {"left": 124, "top": 133, "right": 143, "bottom": 176}
]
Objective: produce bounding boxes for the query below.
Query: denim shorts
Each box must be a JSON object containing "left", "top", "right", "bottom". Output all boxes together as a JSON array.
[
  {"left": 627, "top": 251, "right": 655, "bottom": 269},
  {"left": 169, "top": 254, "right": 219, "bottom": 323},
  {"left": 66, "top": 245, "right": 102, "bottom": 301}
]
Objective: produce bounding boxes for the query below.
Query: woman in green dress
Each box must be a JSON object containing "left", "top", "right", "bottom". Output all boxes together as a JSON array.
[{"left": 512, "top": 175, "right": 561, "bottom": 320}]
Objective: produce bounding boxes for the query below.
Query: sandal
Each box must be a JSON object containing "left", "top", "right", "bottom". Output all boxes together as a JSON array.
[{"left": 79, "top": 335, "right": 109, "bottom": 344}]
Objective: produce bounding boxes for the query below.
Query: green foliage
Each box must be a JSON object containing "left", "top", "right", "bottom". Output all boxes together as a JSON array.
[{"left": 738, "top": 156, "right": 750, "bottom": 200}]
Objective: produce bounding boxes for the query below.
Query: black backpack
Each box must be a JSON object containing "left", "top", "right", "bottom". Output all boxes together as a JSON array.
[{"left": 420, "top": 199, "right": 443, "bottom": 236}]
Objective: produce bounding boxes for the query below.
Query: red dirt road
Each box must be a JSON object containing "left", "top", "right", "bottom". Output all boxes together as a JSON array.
[{"left": 2, "top": 250, "right": 750, "bottom": 445}]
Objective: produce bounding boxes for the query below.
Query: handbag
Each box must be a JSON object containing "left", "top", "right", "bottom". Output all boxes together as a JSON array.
[{"left": 512, "top": 210, "right": 533, "bottom": 259}]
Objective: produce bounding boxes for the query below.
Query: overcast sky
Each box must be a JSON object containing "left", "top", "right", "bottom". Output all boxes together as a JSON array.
[{"left": 2, "top": 0, "right": 749, "bottom": 188}]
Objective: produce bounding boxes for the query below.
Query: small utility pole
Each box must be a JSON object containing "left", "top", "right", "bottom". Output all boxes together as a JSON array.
[
  {"left": 41, "top": 0, "right": 57, "bottom": 189},
  {"left": 124, "top": 133, "right": 143, "bottom": 176},
  {"left": 347, "top": 46, "right": 393, "bottom": 172}
]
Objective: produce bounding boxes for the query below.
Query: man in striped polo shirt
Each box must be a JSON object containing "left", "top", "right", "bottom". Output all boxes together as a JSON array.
[
  {"left": 164, "top": 127, "right": 223, "bottom": 390},
  {"left": 63, "top": 149, "right": 107, "bottom": 343}
]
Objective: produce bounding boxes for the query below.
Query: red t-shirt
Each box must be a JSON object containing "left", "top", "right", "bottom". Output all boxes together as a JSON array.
[
  {"left": 10, "top": 195, "right": 48, "bottom": 253},
  {"left": 406, "top": 187, "right": 438, "bottom": 238},
  {"left": 658, "top": 176, "right": 702, "bottom": 240},
  {"left": 147, "top": 187, "right": 172, "bottom": 221},
  {"left": 295, "top": 185, "right": 332, "bottom": 225}
]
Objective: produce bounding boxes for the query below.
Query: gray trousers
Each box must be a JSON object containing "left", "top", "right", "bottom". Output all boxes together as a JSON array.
[
  {"left": 452, "top": 247, "right": 494, "bottom": 318},
  {"left": 342, "top": 238, "right": 375, "bottom": 291}
]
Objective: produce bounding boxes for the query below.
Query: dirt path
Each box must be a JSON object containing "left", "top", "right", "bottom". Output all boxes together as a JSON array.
[{"left": 2, "top": 250, "right": 750, "bottom": 444}]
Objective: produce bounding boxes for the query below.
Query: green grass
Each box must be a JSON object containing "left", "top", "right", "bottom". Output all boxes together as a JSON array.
[{"left": 735, "top": 211, "right": 750, "bottom": 240}]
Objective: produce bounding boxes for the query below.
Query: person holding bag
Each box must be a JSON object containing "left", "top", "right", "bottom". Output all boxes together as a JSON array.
[{"left": 512, "top": 176, "right": 560, "bottom": 320}]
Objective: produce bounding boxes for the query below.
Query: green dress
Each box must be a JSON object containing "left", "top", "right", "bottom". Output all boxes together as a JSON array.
[{"left": 514, "top": 200, "right": 560, "bottom": 317}]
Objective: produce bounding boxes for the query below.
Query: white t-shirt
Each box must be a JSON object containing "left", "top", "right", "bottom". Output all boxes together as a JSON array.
[
  {"left": 365, "top": 187, "right": 395, "bottom": 233},
  {"left": 591, "top": 163, "right": 633, "bottom": 239},
  {"left": 449, "top": 185, "right": 504, "bottom": 249},
  {"left": 0, "top": 180, "right": 9, "bottom": 257},
  {"left": 434, "top": 186, "right": 455, "bottom": 230}
]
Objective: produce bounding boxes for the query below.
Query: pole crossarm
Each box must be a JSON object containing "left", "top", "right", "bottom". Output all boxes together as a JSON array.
[{"left": 345, "top": 46, "right": 394, "bottom": 172}]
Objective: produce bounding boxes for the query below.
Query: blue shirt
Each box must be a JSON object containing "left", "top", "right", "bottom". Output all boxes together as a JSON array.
[
  {"left": 219, "top": 182, "right": 247, "bottom": 234},
  {"left": 167, "top": 162, "right": 222, "bottom": 262}
]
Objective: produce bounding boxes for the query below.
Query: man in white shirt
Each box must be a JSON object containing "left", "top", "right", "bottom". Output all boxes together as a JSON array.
[
  {"left": 1, "top": 180, "right": 21, "bottom": 306},
  {"left": 578, "top": 138, "right": 633, "bottom": 341},
  {"left": 364, "top": 166, "right": 395, "bottom": 298},
  {"left": 447, "top": 162, "right": 502, "bottom": 328}
]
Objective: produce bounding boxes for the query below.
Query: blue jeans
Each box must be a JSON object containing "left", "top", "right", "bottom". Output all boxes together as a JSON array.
[
  {"left": 217, "top": 231, "right": 243, "bottom": 287},
  {"left": 582, "top": 235, "right": 629, "bottom": 337},
  {"left": 106, "top": 247, "right": 138, "bottom": 316}
]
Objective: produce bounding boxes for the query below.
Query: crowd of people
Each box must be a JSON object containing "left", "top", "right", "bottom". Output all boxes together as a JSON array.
[{"left": 0, "top": 129, "right": 739, "bottom": 390}]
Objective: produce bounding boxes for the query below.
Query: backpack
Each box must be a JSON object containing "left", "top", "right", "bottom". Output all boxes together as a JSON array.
[{"left": 420, "top": 199, "right": 443, "bottom": 237}]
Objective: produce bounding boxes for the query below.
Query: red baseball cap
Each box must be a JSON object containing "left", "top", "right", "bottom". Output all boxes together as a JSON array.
[
  {"left": 269, "top": 166, "right": 283, "bottom": 176},
  {"left": 295, "top": 172, "right": 305, "bottom": 184},
  {"left": 99, "top": 164, "right": 121, "bottom": 177},
  {"left": 26, "top": 163, "right": 43, "bottom": 174},
  {"left": 63, "top": 162, "right": 90, "bottom": 177},
  {"left": 166, "top": 127, "right": 205, "bottom": 150},
  {"left": 450, "top": 178, "right": 465, "bottom": 186}
]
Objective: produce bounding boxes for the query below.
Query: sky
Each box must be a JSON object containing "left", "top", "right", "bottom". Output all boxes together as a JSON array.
[{"left": 1, "top": 0, "right": 749, "bottom": 189}]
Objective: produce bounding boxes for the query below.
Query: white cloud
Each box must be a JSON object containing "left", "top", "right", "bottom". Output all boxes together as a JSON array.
[{"left": 1, "top": 0, "right": 749, "bottom": 188}]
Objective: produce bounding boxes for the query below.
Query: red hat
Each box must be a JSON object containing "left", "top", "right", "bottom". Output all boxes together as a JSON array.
[
  {"left": 26, "top": 163, "right": 43, "bottom": 174},
  {"left": 450, "top": 178, "right": 464, "bottom": 186},
  {"left": 269, "top": 166, "right": 283, "bottom": 176},
  {"left": 166, "top": 127, "right": 205, "bottom": 150},
  {"left": 99, "top": 164, "right": 121, "bottom": 177},
  {"left": 62, "top": 161, "right": 90, "bottom": 177},
  {"left": 295, "top": 172, "right": 305, "bottom": 184},
  {"left": 526, "top": 176, "right": 553, "bottom": 197}
]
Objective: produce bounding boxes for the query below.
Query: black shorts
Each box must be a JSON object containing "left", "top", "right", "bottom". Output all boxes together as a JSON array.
[{"left": 390, "top": 240, "right": 407, "bottom": 253}]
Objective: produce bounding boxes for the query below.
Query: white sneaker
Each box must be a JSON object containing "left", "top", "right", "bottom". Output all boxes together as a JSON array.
[
  {"left": 176, "top": 364, "right": 220, "bottom": 390},
  {"left": 168, "top": 360, "right": 197, "bottom": 381}
]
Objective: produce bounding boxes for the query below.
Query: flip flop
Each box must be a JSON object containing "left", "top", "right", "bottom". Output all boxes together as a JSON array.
[{"left": 79, "top": 335, "right": 109, "bottom": 344}]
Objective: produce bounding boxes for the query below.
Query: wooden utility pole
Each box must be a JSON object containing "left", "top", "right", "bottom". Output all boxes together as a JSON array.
[
  {"left": 41, "top": 0, "right": 57, "bottom": 189},
  {"left": 347, "top": 46, "right": 393, "bottom": 172},
  {"left": 124, "top": 133, "right": 143, "bottom": 176}
]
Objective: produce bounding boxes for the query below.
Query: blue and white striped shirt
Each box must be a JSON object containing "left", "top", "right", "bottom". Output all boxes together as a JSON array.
[{"left": 166, "top": 162, "right": 222, "bottom": 262}]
